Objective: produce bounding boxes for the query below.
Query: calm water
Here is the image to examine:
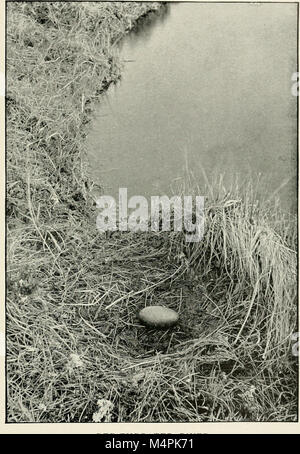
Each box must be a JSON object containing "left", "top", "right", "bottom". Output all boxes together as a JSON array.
[{"left": 86, "top": 3, "right": 297, "bottom": 212}]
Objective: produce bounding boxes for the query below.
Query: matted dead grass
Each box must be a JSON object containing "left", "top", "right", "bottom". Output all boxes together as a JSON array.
[{"left": 6, "top": 2, "right": 298, "bottom": 422}]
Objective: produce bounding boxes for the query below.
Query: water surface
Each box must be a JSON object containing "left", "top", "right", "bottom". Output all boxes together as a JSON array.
[{"left": 86, "top": 3, "right": 297, "bottom": 212}]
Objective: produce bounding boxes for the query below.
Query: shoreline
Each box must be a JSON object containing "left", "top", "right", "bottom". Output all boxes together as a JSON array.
[{"left": 7, "top": 2, "right": 297, "bottom": 423}]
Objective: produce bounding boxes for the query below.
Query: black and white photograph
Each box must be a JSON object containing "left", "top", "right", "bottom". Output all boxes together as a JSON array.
[{"left": 4, "top": 0, "right": 299, "bottom": 428}]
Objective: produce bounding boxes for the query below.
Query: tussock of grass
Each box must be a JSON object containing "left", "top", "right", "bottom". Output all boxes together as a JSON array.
[
  {"left": 176, "top": 176, "right": 297, "bottom": 358},
  {"left": 7, "top": 2, "right": 297, "bottom": 422}
]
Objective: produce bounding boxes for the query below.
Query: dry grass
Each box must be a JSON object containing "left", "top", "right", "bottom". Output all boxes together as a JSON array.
[{"left": 6, "top": 2, "right": 298, "bottom": 422}]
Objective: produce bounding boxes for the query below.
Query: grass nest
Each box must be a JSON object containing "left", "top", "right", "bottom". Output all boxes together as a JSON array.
[{"left": 6, "top": 2, "right": 298, "bottom": 422}]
